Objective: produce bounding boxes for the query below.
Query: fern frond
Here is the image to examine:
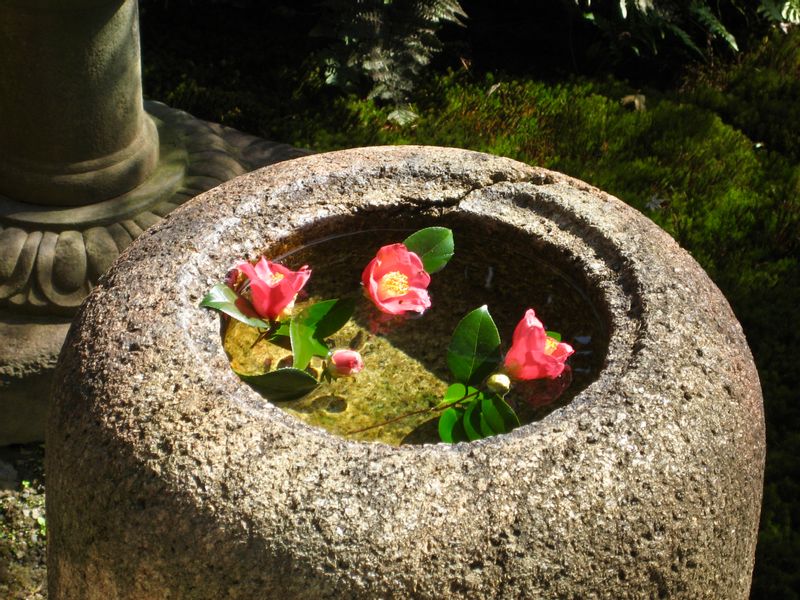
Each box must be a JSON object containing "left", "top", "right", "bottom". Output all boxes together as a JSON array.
[
  {"left": 387, "top": 107, "right": 419, "bottom": 126},
  {"left": 691, "top": 2, "right": 739, "bottom": 51},
  {"left": 314, "top": 0, "right": 466, "bottom": 108},
  {"left": 414, "top": 0, "right": 467, "bottom": 25},
  {"left": 663, "top": 22, "right": 706, "bottom": 60}
]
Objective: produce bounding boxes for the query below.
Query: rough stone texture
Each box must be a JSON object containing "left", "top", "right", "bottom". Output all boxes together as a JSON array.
[{"left": 48, "top": 146, "right": 765, "bottom": 599}]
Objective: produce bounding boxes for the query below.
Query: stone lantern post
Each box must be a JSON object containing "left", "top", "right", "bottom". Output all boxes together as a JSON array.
[
  {"left": 0, "top": 0, "right": 305, "bottom": 444},
  {"left": 0, "top": 0, "right": 160, "bottom": 206}
]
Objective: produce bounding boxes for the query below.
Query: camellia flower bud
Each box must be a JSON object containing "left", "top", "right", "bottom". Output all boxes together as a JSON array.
[
  {"left": 327, "top": 349, "right": 365, "bottom": 377},
  {"left": 486, "top": 372, "right": 511, "bottom": 396}
]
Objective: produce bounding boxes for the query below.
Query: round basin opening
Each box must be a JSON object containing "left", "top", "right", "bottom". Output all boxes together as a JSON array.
[{"left": 223, "top": 209, "right": 610, "bottom": 445}]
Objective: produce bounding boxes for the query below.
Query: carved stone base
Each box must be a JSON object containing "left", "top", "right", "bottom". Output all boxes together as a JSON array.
[{"left": 0, "top": 101, "right": 307, "bottom": 444}]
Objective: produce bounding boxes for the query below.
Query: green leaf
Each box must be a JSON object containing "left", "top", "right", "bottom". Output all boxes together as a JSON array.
[
  {"left": 315, "top": 298, "right": 356, "bottom": 339},
  {"left": 403, "top": 227, "right": 454, "bottom": 274},
  {"left": 462, "top": 399, "right": 484, "bottom": 441},
  {"left": 447, "top": 305, "right": 502, "bottom": 386},
  {"left": 481, "top": 395, "right": 506, "bottom": 434},
  {"left": 288, "top": 299, "right": 354, "bottom": 370},
  {"left": 663, "top": 22, "right": 705, "bottom": 60},
  {"left": 437, "top": 382, "right": 479, "bottom": 408},
  {"left": 290, "top": 316, "right": 331, "bottom": 371},
  {"left": 546, "top": 331, "right": 561, "bottom": 342},
  {"left": 479, "top": 410, "right": 497, "bottom": 438},
  {"left": 453, "top": 393, "right": 521, "bottom": 442},
  {"left": 438, "top": 406, "right": 468, "bottom": 443},
  {"left": 200, "top": 283, "right": 269, "bottom": 329},
  {"left": 482, "top": 393, "right": 521, "bottom": 435},
  {"left": 493, "top": 394, "right": 521, "bottom": 431},
  {"left": 299, "top": 299, "right": 339, "bottom": 324},
  {"left": 269, "top": 322, "right": 290, "bottom": 340},
  {"left": 690, "top": 3, "right": 739, "bottom": 52},
  {"left": 235, "top": 368, "right": 319, "bottom": 401},
  {"left": 443, "top": 382, "right": 467, "bottom": 404}
]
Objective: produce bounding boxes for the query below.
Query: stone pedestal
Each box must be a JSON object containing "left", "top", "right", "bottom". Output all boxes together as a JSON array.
[
  {"left": 0, "top": 0, "right": 306, "bottom": 445},
  {"left": 0, "top": 0, "right": 158, "bottom": 206},
  {"left": 47, "top": 147, "right": 765, "bottom": 599}
]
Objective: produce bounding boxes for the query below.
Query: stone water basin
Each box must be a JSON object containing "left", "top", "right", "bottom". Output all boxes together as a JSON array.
[{"left": 48, "top": 146, "right": 764, "bottom": 599}]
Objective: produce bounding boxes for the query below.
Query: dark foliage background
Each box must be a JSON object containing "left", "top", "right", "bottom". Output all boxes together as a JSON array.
[{"left": 139, "top": 2, "right": 799, "bottom": 597}]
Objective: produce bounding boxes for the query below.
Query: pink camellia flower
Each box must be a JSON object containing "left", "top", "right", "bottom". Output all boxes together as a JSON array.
[
  {"left": 328, "top": 349, "right": 365, "bottom": 377},
  {"left": 362, "top": 243, "right": 431, "bottom": 315},
  {"left": 504, "top": 309, "right": 575, "bottom": 380},
  {"left": 235, "top": 258, "right": 311, "bottom": 321}
]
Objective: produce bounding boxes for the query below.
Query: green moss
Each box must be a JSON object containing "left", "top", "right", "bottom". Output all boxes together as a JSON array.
[
  {"left": 224, "top": 314, "right": 448, "bottom": 446},
  {"left": 688, "top": 29, "right": 800, "bottom": 161}
]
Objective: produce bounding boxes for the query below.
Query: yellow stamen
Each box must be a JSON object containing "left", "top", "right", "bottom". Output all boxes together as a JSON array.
[
  {"left": 544, "top": 336, "right": 559, "bottom": 355},
  {"left": 378, "top": 271, "right": 409, "bottom": 299},
  {"left": 269, "top": 272, "right": 285, "bottom": 286}
]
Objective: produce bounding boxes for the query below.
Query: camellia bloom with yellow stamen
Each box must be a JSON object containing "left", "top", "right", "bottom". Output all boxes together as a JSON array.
[
  {"left": 235, "top": 258, "right": 311, "bottom": 321},
  {"left": 504, "top": 309, "right": 574, "bottom": 380},
  {"left": 361, "top": 243, "right": 431, "bottom": 315}
]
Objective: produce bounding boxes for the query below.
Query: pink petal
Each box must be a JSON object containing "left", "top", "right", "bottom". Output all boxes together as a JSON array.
[
  {"left": 377, "top": 286, "right": 431, "bottom": 315},
  {"left": 550, "top": 342, "right": 575, "bottom": 361},
  {"left": 236, "top": 260, "right": 311, "bottom": 320}
]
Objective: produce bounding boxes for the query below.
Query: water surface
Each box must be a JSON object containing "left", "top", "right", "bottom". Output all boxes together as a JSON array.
[{"left": 225, "top": 223, "right": 606, "bottom": 445}]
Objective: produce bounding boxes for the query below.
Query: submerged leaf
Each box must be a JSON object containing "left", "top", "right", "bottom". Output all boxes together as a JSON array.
[{"left": 235, "top": 368, "right": 319, "bottom": 401}]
